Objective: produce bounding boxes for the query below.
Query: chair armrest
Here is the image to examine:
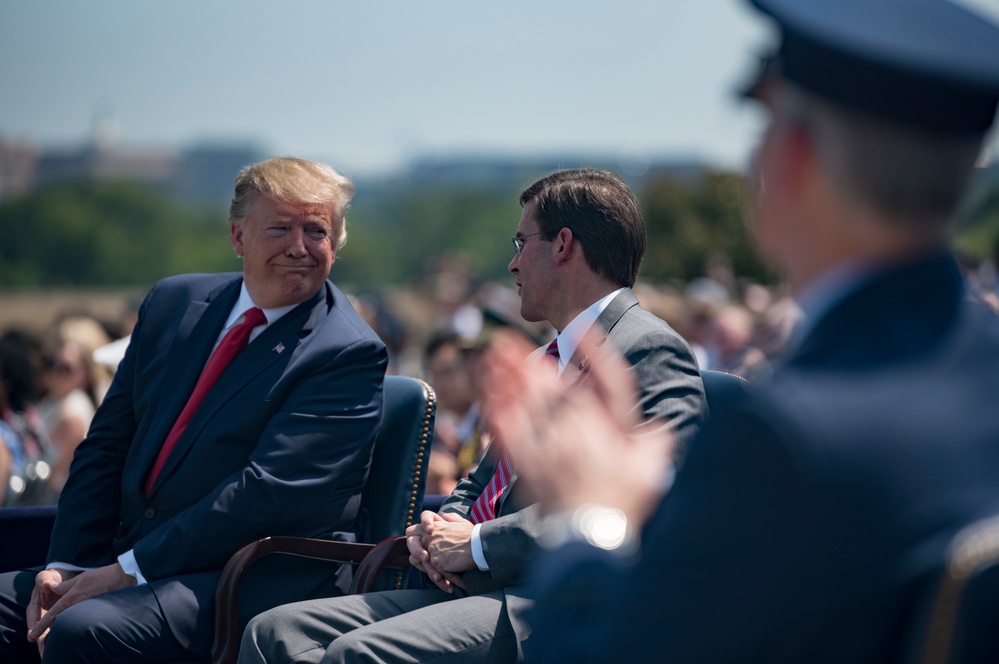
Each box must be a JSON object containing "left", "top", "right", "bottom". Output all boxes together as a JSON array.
[
  {"left": 212, "top": 536, "right": 378, "bottom": 664},
  {"left": 350, "top": 536, "right": 412, "bottom": 594}
]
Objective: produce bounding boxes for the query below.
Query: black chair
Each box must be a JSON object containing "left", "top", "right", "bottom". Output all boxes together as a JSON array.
[
  {"left": 699, "top": 368, "right": 750, "bottom": 413},
  {"left": 910, "top": 514, "right": 999, "bottom": 664},
  {"left": 211, "top": 375, "right": 436, "bottom": 664}
]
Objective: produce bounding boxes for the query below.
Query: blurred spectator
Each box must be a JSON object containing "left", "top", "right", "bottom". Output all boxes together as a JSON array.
[
  {"left": 422, "top": 330, "right": 488, "bottom": 495},
  {"left": 682, "top": 277, "right": 730, "bottom": 369},
  {"left": 93, "top": 335, "right": 132, "bottom": 375},
  {"left": 31, "top": 313, "right": 115, "bottom": 496},
  {"left": 36, "top": 339, "right": 101, "bottom": 494},
  {"left": 753, "top": 293, "right": 803, "bottom": 361},
  {"left": 0, "top": 386, "right": 25, "bottom": 506},
  {"left": 708, "top": 303, "right": 768, "bottom": 378},
  {"left": 0, "top": 331, "right": 51, "bottom": 505},
  {"left": 48, "top": 314, "right": 114, "bottom": 400},
  {"left": 351, "top": 293, "right": 408, "bottom": 376}
]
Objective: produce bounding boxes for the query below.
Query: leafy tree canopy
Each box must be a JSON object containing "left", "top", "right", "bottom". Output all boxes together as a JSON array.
[{"left": 0, "top": 181, "right": 238, "bottom": 288}]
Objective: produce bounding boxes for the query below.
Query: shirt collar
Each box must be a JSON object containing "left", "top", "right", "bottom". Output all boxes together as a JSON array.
[
  {"left": 551, "top": 288, "right": 624, "bottom": 375},
  {"left": 224, "top": 283, "right": 298, "bottom": 332}
]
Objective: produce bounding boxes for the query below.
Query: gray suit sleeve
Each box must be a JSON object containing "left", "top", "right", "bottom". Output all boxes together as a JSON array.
[{"left": 610, "top": 306, "right": 706, "bottom": 452}]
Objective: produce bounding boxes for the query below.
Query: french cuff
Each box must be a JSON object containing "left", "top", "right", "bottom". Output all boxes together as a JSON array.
[
  {"left": 117, "top": 549, "right": 148, "bottom": 586},
  {"left": 539, "top": 504, "right": 638, "bottom": 555},
  {"left": 471, "top": 522, "right": 490, "bottom": 571}
]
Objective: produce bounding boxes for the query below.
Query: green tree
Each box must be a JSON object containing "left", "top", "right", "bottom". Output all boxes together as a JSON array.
[
  {"left": 954, "top": 182, "right": 999, "bottom": 262},
  {"left": 335, "top": 186, "right": 522, "bottom": 288},
  {"left": 639, "top": 171, "right": 773, "bottom": 285},
  {"left": 0, "top": 182, "right": 238, "bottom": 288}
]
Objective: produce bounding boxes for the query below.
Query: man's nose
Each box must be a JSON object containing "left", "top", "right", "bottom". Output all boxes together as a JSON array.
[
  {"left": 286, "top": 228, "right": 308, "bottom": 256},
  {"left": 508, "top": 253, "right": 519, "bottom": 273}
]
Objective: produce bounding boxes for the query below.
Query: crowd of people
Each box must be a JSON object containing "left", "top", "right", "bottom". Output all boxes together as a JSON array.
[
  {"left": 2, "top": 0, "right": 999, "bottom": 662},
  {"left": 0, "top": 315, "right": 119, "bottom": 506},
  {"left": 5, "top": 248, "right": 997, "bottom": 507}
]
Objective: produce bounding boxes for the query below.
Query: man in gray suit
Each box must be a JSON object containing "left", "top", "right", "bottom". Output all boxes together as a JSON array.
[{"left": 238, "top": 167, "right": 707, "bottom": 663}]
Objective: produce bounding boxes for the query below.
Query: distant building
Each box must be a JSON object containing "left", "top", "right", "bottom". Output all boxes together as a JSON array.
[
  {"left": 35, "top": 143, "right": 177, "bottom": 195},
  {"left": 2, "top": 130, "right": 717, "bottom": 209},
  {"left": 0, "top": 139, "right": 40, "bottom": 201},
  {"left": 176, "top": 145, "right": 264, "bottom": 207},
  {"left": 0, "top": 133, "right": 264, "bottom": 208}
]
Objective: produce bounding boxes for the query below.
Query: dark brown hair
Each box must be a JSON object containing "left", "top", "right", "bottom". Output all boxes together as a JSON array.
[{"left": 520, "top": 168, "right": 646, "bottom": 287}]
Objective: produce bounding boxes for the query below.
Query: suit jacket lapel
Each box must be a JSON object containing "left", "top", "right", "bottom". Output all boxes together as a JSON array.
[
  {"left": 562, "top": 288, "right": 638, "bottom": 379},
  {"left": 147, "top": 286, "right": 329, "bottom": 495},
  {"left": 595, "top": 288, "right": 639, "bottom": 336},
  {"left": 136, "top": 279, "right": 240, "bottom": 483}
]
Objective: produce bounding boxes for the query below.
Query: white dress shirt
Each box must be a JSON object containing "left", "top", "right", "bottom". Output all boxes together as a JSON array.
[{"left": 470, "top": 288, "right": 624, "bottom": 571}]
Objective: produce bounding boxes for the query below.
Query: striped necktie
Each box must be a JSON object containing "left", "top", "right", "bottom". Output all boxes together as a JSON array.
[{"left": 469, "top": 338, "right": 559, "bottom": 523}]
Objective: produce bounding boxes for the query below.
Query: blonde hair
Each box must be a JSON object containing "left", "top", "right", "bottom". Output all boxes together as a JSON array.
[{"left": 229, "top": 157, "right": 356, "bottom": 249}]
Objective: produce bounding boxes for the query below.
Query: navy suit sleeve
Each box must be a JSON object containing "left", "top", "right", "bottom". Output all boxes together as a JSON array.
[{"left": 526, "top": 398, "right": 845, "bottom": 663}]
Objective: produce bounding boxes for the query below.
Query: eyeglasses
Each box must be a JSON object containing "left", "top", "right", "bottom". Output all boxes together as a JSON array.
[{"left": 511, "top": 231, "right": 550, "bottom": 255}]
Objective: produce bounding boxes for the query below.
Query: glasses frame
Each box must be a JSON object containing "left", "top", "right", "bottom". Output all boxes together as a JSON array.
[{"left": 511, "top": 230, "right": 551, "bottom": 255}]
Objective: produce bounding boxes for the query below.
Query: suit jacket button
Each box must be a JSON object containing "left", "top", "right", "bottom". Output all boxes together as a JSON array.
[{"left": 144, "top": 508, "right": 155, "bottom": 519}]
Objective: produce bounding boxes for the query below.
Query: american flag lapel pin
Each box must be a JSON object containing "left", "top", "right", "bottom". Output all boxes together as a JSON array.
[{"left": 273, "top": 342, "right": 286, "bottom": 354}]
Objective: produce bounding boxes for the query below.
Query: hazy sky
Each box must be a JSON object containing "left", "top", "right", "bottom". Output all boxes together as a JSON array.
[{"left": 0, "top": 1, "right": 787, "bottom": 177}]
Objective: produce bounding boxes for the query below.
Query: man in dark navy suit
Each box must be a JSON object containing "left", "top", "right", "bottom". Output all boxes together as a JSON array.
[
  {"left": 0, "top": 157, "right": 388, "bottom": 662},
  {"left": 489, "top": 1, "right": 999, "bottom": 662}
]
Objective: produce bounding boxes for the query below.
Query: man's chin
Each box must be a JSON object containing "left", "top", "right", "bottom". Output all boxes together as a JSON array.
[
  {"left": 257, "top": 279, "right": 324, "bottom": 308},
  {"left": 519, "top": 307, "right": 544, "bottom": 324}
]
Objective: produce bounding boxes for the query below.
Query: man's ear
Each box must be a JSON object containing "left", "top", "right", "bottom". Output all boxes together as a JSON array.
[
  {"left": 553, "top": 227, "right": 575, "bottom": 267},
  {"left": 230, "top": 219, "right": 244, "bottom": 257},
  {"left": 780, "top": 121, "right": 819, "bottom": 190}
]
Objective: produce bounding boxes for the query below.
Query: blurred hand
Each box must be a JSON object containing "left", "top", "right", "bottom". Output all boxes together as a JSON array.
[{"left": 482, "top": 330, "right": 674, "bottom": 526}]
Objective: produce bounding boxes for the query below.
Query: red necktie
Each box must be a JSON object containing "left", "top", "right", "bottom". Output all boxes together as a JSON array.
[
  {"left": 543, "top": 338, "right": 560, "bottom": 373},
  {"left": 144, "top": 307, "right": 266, "bottom": 495},
  {"left": 469, "top": 338, "right": 559, "bottom": 524}
]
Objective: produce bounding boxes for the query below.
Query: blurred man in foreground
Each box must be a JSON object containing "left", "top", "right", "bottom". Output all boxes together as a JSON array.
[{"left": 495, "top": 0, "right": 999, "bottom": 662}]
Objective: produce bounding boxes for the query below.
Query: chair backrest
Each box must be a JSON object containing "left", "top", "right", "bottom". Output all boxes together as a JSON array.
[
  {"left": 911, "top": 514, "right": 999, "bottom": 664},
  {"left": 700, "top": 369, "right": 750, "bottom": 414},
  {"left": 360, "top": 375, "right": 437, "bottom": 546}
]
